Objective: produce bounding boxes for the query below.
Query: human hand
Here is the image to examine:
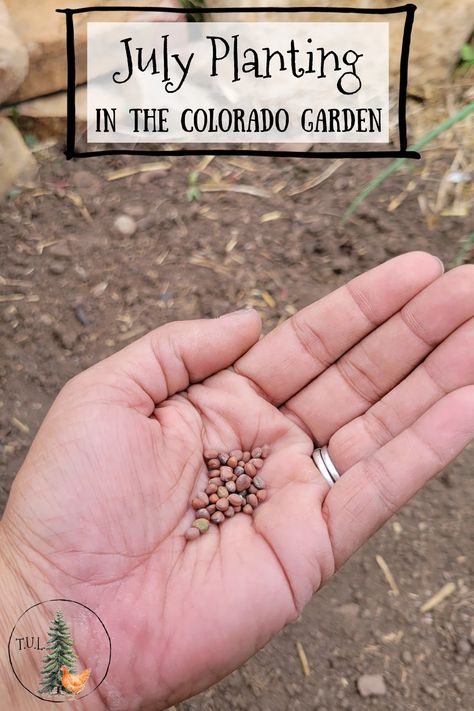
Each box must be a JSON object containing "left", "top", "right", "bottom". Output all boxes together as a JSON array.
[{"left": 1, "top": 252, "right": 473, "bottom": 710}]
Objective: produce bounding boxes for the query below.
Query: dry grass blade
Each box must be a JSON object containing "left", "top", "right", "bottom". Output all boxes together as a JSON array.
[
  {"left": 296, "top": 641, "right": 310, "bottom": 677},
  {"left": 200, "top": 182, "right": 272, "bottom": 198},
  {"left": 375, "top": 555, "right": 400, "bottom": 596},
  {"left": 106, "top": 162, "right": 171, "bottom": 181},
  {"left": 260, "top": 211, "right": 281, "bottom": 223},
  {"left": 11, "top": 416, "right": 30, "bottom": 434},
  {"left": 65, "top": 191, "right": 92, "bottom": 223},
  {"left": 420, "top": 582, "right": 456, "bottom": 613},
  {"left": 288, "top": 159, "right": 344, "bottom": 196}
]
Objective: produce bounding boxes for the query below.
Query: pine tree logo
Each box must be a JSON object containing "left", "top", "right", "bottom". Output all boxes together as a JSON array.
[{"left": 38, "top": 610, "right": 78, "bottom": 695}]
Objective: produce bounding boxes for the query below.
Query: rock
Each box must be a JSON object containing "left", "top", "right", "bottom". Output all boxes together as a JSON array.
[
  {"left": 206, "top": 0, "right": 473, "bottom": 90},
  {"left": 421, "top": 683, "right": 441, "bottom": 699},
  {"left": 401, "top": 650, "right": 413, "bottom": 664},
  {"left": 357, "top": 674, "right": 387, "bottom": 697},
  {"left": 338, "top": 603, "right": 361, "bottom": 620},
  {"left": 49, "top": 242, "right": 72, "bottom": 259},
  {"left": 5, "top": 0, "right": 185, "bottom": 103},
  {"left": 48, "top": 261, "right": 65, "bottom": 275},
  {"left": 332, "top": 255, "right": 353, "bottom": 274},
  {"left": 0, "top": 1, "right": 29, "bottom": 103},
  {"left": 114, "top": 214, "right": 137, "bottom": 237},
  {"left": 53, "top": 326, "right": 77, "bottom": 350},
  {"left": 0, "top": 118, "right": 37, "bottom": 200}
]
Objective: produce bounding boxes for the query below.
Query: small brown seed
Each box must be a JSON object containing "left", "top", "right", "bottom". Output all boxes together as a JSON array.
[
  {"left": 243, "top": 504, "right": 254, "bottom": 515},
  {"left": 237, "top": 460, "right": 245, "bottom": 467},
  {"left": 244, "top": 462, "right": 257, "bottom": 477},
  {"left": 209, "top": 477, "right": 223, "bottom": 487},
  {"left": 251, "top": 447, "right": 262, "bottom": 458},
  {"left": 220, "top": 466, "right": 234, "bottom": 482},
  {"left": 247, "top": 494, "right": 258, "bottom": 509},
  {"left": 197, "top": 491, "right": 209, "bottom": 506},
  {"left": 206, "top": 483, "right": 217, "bottom": 495},
  {"left": 204, "top": 450, "right": 219, "bottom": 461},
  {"left": 256, "top": 489, "right": 267, "bottom": 502},
  {"left": 234, "top": 506, "right": 242, "bottom": 513},
  {"left": 261, "top": 444, "right": 271, "bottom": 458},
  {"left": 207, "top": 504, "right": 217, "bottom": 514},
  {"left": 207, "top": 469, "right": 220, "bottom": 478},
  {"left": 218, "top": 452, "right": 229, "bottom": 464},
  {"left": 196, "top": 508, "right": 210, "bottom": 520},
  {"left": 250, "top": 458, "right": 264, "bottom": 470},
  {"left": 234, "top": 466, "right": 245, "bottom": 477},
  {"left": 207, "top": 458, "right": 220, "bottom": 470},
  {"left": 249, "top": 484, "right": 257, "bottom": 494},
  {"left": 224, "top": 507, "right": 235, "bottom": 518},
  {"left": 209, "top": 493, "right": 219, "bottom": 504},
  {"left": 228, "top": 493, "right": 244, "bottom": 507},
  {"left": 242, "top": 451, "right": 251, "bottom": 462},
  {"left": 236, "top": 474, "right": 252, "bottom": 492},
  {"left": 226, "top": 481, "right": 236, "bottom": 493},
  {"left": 192, "top": 498, "right": 206, "bottom": 510},
  {"left": 216, "top": 497, "right": 229, "bottom": 512},
  {"left": 192, "top": 518, "right": 210, "bottom": 533},
  {"left": 211, "top": 511, "right": 225, "bottom": 524},
  {"left": 227, "top": 456, "right": 238, "bottom": 468},
  {"left": 253, "top": 475, "right": 265, "bottom": 490},
  {"left": 230, "top": 449, "right": 243, "bottom": 460},
  {"left": 185, "top": 527, "right": 200, "bottom": 541},
  {"left": 217, "top": 486, "right": 229, "bottom": 499}
]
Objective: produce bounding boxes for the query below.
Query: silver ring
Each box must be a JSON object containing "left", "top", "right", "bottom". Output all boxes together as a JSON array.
[{"left": 312, "top": 446, "right": 341, "bottom": 487}]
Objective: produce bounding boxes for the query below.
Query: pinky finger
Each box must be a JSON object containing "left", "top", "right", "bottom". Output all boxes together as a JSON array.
[{"left": 323, "top": 386, "right": 474, "bottom": 568}]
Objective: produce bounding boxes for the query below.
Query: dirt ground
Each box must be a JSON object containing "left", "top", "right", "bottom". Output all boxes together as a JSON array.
[{"left": 1, "top": 134, "right": 473, "bottom": 710}]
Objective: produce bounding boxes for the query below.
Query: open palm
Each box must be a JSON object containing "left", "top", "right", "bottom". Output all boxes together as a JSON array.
[{"left": 2, "top": 253, "right": 474, "bottom": 711}]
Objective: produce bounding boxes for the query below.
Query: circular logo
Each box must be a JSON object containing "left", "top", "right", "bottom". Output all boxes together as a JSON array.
[{"left": 8, "top": 599, "right": 111, "bottom": 702}]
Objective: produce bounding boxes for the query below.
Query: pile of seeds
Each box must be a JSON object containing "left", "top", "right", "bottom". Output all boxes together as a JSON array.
[{"left": 185, "top": 446, "right": 270, "bottom": 541}]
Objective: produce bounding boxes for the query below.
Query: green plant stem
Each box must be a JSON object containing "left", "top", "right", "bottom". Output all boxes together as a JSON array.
[{"left": 342, "top": 101, "right": 474, "bottom": 222}]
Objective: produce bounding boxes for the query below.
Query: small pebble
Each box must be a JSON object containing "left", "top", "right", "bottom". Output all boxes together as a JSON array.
[
  {"left": 242, "top": 451, "right": 251, "bottom": 462},
  {"left": 251, "top": 447, "right": 262, "bottom": 458},
  {"left": 217, "top": 486, "right": 229, "bottom": 498},
  {"left": 216, "top": 498, "right": 229, "bottom": 512},
  {"left": 192, "top": 498, "right": 206, "bottom": 510},
  {"left": 196, "top": 508, "right": 210, "bottom": 520},
  {"left": 114, "top": 214, "right": 137, "bottom": 237},
  {"left": 249, "top": 484, "right": 257, "bottom": 494},
  {"left": 209, "top": 477, "right": 223, "bottom": 487},
  {"left": 209, "top": 494, "right": 219, "bottom": 504},
  {"left": 243, "top": 504, "right": 254, "bottom": 515},
  {"left": 244, "top": 462, "right": 257, "bottom": 477},
  {"left": 207, "top": 458, "right": 220, "bottom": 470},
  {"left": 204, "top": 449, "right": 219, "bottom": 460},
  {"left": 247, "top": 494, "right": 258, "bottom": 508},
  {"left": 230, "top": 449, "right": 243, "bottom": 460},
  {"left": 250, "top": 458, "right": 263, "bottom": 470},
  {"left": 229, "top": 493, "right": 244, "bottom": 507},
  {"left": 207, "top": 504, "right": 217, "bottom": 514},
  {"left": 253, "top": 475, "right": 265, "bottom": 490},
  {"left": 206, "top": 483, "right": 217, "bottom": 495},
  {"left": 211, "top": 511, "right": 225, "bottom": 524},
  {"left": 192, "top": 518, "right": 210, "bottom": 533},
  {"left": 224, "top": 507, "right": 235, "bottom": 518},
  {"left": 218, "top": 452, "right": 229, "bottom": 464},
  {"left": 185, "top": 527, "right": 200, "bottom": 541},
  {"left": 220, "top": 466, "right": 234, "bottom": 482},
  {"left": 256, "top": 489, "right": 267, "bottom": 502},
  {"left": 237, "top": 460, "right": 245, "bottom": 467},
  {"left": 226, "top": 481, "right": 236, "bottom": 493},
  {"left": 234, "top": 506, "right": 242, "bottom": 513},
  {"left": 234, "top": 466, "right": 245, "bottom": 476},
  {"left": 227, "top": 456, "right": 238, "bottom": 468},
  {"left": 261, "top": 444, "right": 271, "bottom": 458},
  {"left": 236, "top": 474, "right": 252, "bottom": 492}
]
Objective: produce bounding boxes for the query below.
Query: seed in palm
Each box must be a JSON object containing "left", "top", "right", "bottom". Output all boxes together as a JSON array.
[{"left": 184, "top": 446, "right": 269, "bottom": 540}]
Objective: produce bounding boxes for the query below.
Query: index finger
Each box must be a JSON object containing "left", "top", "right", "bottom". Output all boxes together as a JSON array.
[{"left": 235, "top": 252, "right": 443, "bottom": 405}]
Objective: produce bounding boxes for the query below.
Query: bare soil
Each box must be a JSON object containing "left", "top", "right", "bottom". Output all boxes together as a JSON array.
[{"left": 1, "top": 146, "right": 473, "bottom": 710}]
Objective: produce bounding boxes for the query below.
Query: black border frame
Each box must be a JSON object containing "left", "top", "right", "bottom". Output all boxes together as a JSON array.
[{"left": 56, "top": 4, "right": 420, "bottom": 160}]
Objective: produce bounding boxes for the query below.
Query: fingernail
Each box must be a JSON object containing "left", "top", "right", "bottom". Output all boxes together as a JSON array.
[
  {"left": 435, "top": 256, "right": 445, "bottom": 274},
  {"left": 219, "top": 307, "right": 256, "bottom": 318}
]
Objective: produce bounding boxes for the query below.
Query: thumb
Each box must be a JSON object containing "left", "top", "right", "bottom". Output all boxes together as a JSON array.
[{"left": 67, "top": 309, "right": 261, "bottom": 411}]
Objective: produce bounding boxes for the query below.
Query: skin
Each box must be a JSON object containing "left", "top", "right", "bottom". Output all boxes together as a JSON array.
[{"left": 1, "top": 252, "right": 473, "bottom": 710}]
